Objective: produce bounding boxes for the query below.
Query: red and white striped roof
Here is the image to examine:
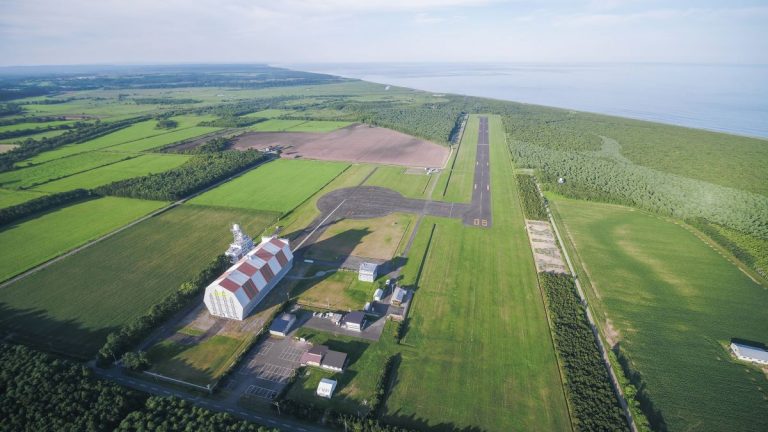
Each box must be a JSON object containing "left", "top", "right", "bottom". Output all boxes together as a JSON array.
[{"left": 211, "top": 237, "right": 291, "bottom": 301}]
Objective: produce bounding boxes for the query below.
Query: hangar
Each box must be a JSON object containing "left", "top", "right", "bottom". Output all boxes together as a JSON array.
[{"left": 204, "top": 236, "right": 293, "bottom": 320}]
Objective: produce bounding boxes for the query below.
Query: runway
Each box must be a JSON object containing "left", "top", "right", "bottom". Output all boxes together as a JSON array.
[{"left": 460, "top": 116, "right": 492, "bottom": 227}]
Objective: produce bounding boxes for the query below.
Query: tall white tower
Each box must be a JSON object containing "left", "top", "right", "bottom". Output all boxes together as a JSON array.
[{"left": 225, "top": 224, "right": 255, "bottom": 264}]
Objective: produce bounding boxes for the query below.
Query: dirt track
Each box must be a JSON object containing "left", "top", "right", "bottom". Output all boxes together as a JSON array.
[{"left": 232, "top": 124, "right": 449, "bottom": 168}]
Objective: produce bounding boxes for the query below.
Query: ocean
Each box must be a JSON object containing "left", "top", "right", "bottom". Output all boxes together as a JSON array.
[{"left": 287, "top": 63, "right": 768, "bottom": 139}]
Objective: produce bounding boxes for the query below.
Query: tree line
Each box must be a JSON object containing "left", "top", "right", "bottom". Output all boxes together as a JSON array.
[
  {"left": 0, "top": 121, "right": 83, "bottom": 141},
  {"left": 539, "top": 272, "right": 629, "bottom": 432},
  {"left": 516, "top": 174, "right": 548, "bottom": 220},
  {"left": 0, "top": 188, "right": 92, "bottom": 227},
  {"left": 94, "top": 150, "right": 266, "bottom": 201},
  {"left": 0, "top": 116, "right": 149, "bottom": 171}
]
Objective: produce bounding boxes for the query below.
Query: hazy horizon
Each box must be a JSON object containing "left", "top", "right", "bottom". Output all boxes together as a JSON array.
[{"left": 2, "top": 0, "right": 767, "bottom": 66}]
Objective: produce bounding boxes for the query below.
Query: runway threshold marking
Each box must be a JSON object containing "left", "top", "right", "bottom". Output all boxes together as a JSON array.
[{"left": 474, "top": 218, "right": 480, "bottom": 226}]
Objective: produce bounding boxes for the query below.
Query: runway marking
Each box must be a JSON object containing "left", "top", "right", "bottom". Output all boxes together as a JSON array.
[
  {"left": 482, "top": 219, "right": 488, "bottom": 227},
  {"left": 474, "top": 184, "right": 477, "bottom": 189},
  {"left": 487, "top": 185, "right": 490, "bottom": 191},
  {"left": 474, "top": 218, "right": 480, "bottom": 226}
]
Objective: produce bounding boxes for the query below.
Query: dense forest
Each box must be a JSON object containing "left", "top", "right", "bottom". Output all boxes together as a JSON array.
[
  {"left": 539, "top": 272, "right": 629, "bottom": 432},
  {"left": 516, "top": 174, "right": 548, "bottom": 220},
  {"left": 0, "top": 343, "right": 145, "bottom": 432},
  {"left": 94, "top": 151, "right": 265, "bottom": 201}
]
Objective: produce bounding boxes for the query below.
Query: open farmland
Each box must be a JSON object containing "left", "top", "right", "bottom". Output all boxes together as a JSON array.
[
  {"left": 108, "top": 126, "right": 220, "bottom": 152},
  {"left": 0, "top": 151, "right": 134, "bottom": 189},
  {"left": 383, "top": 116, "right": 570, "bottom": 432},
  {"left": 248, "top": 119, "right": 308, "bottom": 131},
  {"left": 0, "top": 204, "right": 278, "bottom": 358},
  {"left": 292, "top": 268, "right": 371, "bottom": 311},
  {"left": 0, "top": 197, "right": 165, "bottom": 282},
  {"left": 234, "top": 124, "right": 450, "bottom": 167},
  {"left": 550, "top": 197, "right": 768, "bottom": 432},
  {"left": 0, "top": 188, "right": 46, "bottom": 208},
  {"left": 32, "top": 154, "right": 189, "bottom": 193},
  {"left": 284, "top": 120, "right": 353, "bottom": 132},
  {"left": 0, "top": 120, "right": 78, "bottom": 133},
  {"left": 189, "top": 159, "right": 348, "bottom": 213},
  {"left": 364, "top": 166, "right": 435, "bottom": 199}
]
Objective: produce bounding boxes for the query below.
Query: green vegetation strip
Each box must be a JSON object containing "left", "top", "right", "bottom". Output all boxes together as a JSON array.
[
  {"left": 0, "top": 197, "right": 165, "bottom": 283},
  {"left": 0, "top": 151, "right": 134, "bottom": 189},
  {"left": 516, "top": 174, "right": 548, "bottom": 220},
  {"left": 539, "top": 273, "right": 628, "bottom": 431}
]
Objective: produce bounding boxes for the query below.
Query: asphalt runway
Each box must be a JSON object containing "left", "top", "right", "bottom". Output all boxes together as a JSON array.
[{"left": 460, "top": 116, "right": 492, "bottom": 227}]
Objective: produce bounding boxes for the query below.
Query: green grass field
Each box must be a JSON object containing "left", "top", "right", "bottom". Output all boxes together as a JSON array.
[
  {"left": 284, "top": 120, "right": 353, "bottom": 132},
  {"left": 0, "top": 204, "right": 278, "bottom": 358},
  {"left": 108, "top": 126, "right": 219, "bottom": 152},
  {"left": 0, "top": 151, "right": 134, "bottom": 189},
  {"left": 550, "top": 197, "right": 768, "bottom": 432},
  {"left": 437, "top": 115, "right": 478, "bottom": 203},
  {"left": 0, "top": 188, "right": 47, "bottom": 208},
  {"left": 189, "top": 159, "right": 348, "bottom": 213},
  {"left": 248, "top": 119, "right": 308, "bottom": 132},
  {"left": 364, "top": 166, "right": 434, "bottom": 199},
  {"left": 0, "top": 120, "right": 77, "bottom": 133},
  {"left": 287, "top": 325, "right": 398, "bottom": 415},
  {"left": 0, "top": 197, "right": 165, "bottom": 282},
  {"left": 383, "top": 116, "right": 570, "bottom": 432},
  {"left": 32, "top": 154, "right": 189, "bottom": 193},
  {"left": 147, "top": 335, "right": 247, "bottom": 386}
]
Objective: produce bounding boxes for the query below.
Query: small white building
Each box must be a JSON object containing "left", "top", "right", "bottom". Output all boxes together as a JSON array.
[
  {"left": 731, "top": 342, "right": 768, "bottom": 365},
  {"left": 373, "top": 288, "right": 384, "bottom": 302},
  {"left": 317, "top": 378, "right": 337, "bottom": 399},
  {"left": 204, "top": 236, "right": 293, "bottom": 321},
  {"left": 391, "top": 287, "right": 407, "bottom": 306},
  {"left": 358, "top": 262, "right": 378, "bottom": 282}
]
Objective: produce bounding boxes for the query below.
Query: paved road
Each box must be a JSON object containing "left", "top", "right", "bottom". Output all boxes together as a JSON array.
[{"left": 461, "top": 115, "right": 492, "bottom": 228}]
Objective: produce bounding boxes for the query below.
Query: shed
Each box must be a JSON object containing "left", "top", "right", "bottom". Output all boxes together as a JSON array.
[
  {"left": 321, "top": 350, "right": 348, "bottom": 372},
  {"left": 391, "top": 287, "right": 407, "bottom": 306},
  {"left": 316, "top": 378, "right": 337, "bottom": 399},
  {"left": 358, "top": 262, "right": 378, "bottom": 282},
  {"left": 268, "top": 313, "right": 296, "bottom": 337},
  {"left": 373, "top": 288, "right": 384, "bottom": 302},
  {"left": 342, "top": 311, "right": 366, "bottom": 332},
  {"left": 731, "top": 342, "right": 768, "bottom": 365},
  {"left": 300, "top": 345, "right": 329, "bottom": 367}
]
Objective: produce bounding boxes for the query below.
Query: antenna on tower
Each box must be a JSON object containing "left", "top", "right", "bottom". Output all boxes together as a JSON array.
[{"left": 225, "top": 223, "right": 255, "bottom": 264}]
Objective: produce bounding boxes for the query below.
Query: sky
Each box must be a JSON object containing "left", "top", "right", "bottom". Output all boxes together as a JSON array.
[{"left": 1, "top": 0, "right": 767, "bottom": 66}]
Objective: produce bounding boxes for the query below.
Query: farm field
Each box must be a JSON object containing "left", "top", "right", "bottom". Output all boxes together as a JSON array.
[
  {"left": 0, "top": 151, "right": 134, "bottom": 189},
  {"left": 0, "top": 197, "right": 165, "bottom": 282},
  {"left": 383, "top": 115, "right": 570, "bottom": 432},
  {"left": 364, "top": 166, "right": 434, "bottom": 199},
  {"left": 189, "top": 159, "right": 348, "bottom": 213},
  {"left": 284, "top": 120, "right": 353, "bottom": 132},
  {"left": 287, "top": 325, "right": 398, "bottom": 415},
  {"left": 248, "top": 119, "right": 308, "bottom": 131},
  {"left": 437, "top": 114, "right": 478, "bottom": 203},
  {"left": 147, "top": 334, "right": 247, "bottom": 386},
  {"left": 550, "top": 197, "right": 768, "bottom": 432},
  {"left": 292, "top": 269, "right": 371, "bottom": 311},
  {"left": 32, "top": 154, "right": 189, "bottom": 193},
  {"left": 0, "top": 188, "right": 46, "bottom": 208},
  {"left": 0, "top": 204, "right": 278, "bottom": 358},
  {"left": 306, "top": 212, "right": 416, "bottom": 261},
  {"left": 242, "top": 109, "right": 292, "bottom": 118},
  {"left": 19, "top": 115, "right": 217, "bottom": 165},
  {"left": 108, "top": 126, "right": 220, "bottom": 152}
]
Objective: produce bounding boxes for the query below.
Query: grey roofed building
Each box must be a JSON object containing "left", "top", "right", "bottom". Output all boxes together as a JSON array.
[
  {"left": 358, "top": 262, "right": 378, "bottom": 282},
  {"left": 321, "top": 350, "right": 348, "bottom": 371},
  {"left": 268, "top": 313, "right": 296, "bottom": 336},
  {"left": 342, "top": 311, "right": 366, "bottom": 331},
  {"left": 300, "top": 344, "right": 329, "bottom": 366},
  {"left": 391, "top": 287, "right": 407, "bottom": 305}
]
